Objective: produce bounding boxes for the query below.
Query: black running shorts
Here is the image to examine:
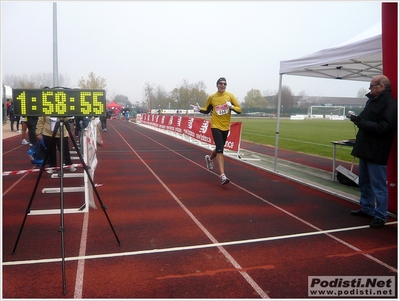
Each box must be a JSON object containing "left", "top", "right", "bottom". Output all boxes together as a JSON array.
[{"left": 211, "top": 128, "right": 229, "bottom": 153}]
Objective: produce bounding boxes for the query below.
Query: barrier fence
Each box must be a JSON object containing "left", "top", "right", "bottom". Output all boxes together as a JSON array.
[
  {"left": 136, "top": 113, "right": 243, "bottom": 156},
  {"left": 3, "top": 119, "right": 100, "bottom": 214}
]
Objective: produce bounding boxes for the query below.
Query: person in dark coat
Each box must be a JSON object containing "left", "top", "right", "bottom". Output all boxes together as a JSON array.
[
  {"left": 100, "top": 109, "right": 111, "bottom": 131},
  {"left": 7, "top": 99, "right": 20, "bottom": 132},
  {"left": 349, "top": 74, "right": 397, "bottom": 228}
]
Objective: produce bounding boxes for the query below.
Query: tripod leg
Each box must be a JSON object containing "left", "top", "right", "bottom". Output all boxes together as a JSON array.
[
  {"left": 65, "top": 122, "right": 121, "bottom": 246},
  {"left": 12, "top": 122, "right": 60, "bottom": 254}
]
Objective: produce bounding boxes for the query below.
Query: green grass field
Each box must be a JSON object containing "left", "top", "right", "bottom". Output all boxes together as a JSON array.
[{"left": 233, "top": 117, "right": 358, "bottom": 162}]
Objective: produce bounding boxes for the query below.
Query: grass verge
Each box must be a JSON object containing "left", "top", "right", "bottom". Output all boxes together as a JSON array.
[{"left": 233, "top": 117, "right": 358, "bottom": 163}]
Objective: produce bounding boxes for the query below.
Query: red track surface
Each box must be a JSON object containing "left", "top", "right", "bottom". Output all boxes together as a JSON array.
[{"left": 2, "top": 119, "right": 397, "bottom": 298}]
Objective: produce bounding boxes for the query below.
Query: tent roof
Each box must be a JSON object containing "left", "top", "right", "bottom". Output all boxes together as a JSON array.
[
  {"left": 106, "top": 101, "right": 123, "bottom": 109},
  {"left": 279, "top": 24, "right": 382, "bottom": 82}
]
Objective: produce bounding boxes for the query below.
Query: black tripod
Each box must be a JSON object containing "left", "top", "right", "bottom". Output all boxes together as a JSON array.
[{"left": 12, "top": 118, "right": 120, "bottom": 295}]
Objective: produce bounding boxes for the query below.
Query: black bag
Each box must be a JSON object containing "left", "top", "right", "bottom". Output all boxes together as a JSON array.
[{"left": 337, "top": 172, "right": 359, "bottom": 187}]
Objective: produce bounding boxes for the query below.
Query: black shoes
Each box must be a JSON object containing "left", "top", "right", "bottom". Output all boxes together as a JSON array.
[
  {"left": 350, "top": 209, "right": 386, "bottom": 228},
  {"left": 370, "top": 218, "right": 385, "bottom": 228},
  {"left": 350, "top": 209, "right": 374, "bottom": 218}
]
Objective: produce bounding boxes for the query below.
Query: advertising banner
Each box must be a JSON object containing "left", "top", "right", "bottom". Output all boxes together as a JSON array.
[
  {"left": 138, "top": 114, "right": 242, "bottom": 152},
  {"left": 84, "top": 119, "right": 99, "bottom": 209}
]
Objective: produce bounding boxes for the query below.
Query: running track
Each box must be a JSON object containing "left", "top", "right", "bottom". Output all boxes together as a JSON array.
[{"left": 2, "top": 119, "right": 397, "bottom": 298}]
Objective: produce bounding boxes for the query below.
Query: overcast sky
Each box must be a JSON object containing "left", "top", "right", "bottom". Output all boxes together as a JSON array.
[{"left": 2, "top": 1, "right": 383, "bottom": 104}]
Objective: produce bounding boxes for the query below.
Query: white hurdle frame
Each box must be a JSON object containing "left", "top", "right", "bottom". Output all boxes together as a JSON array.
[{"left": 28, "top": 120, "right": 99, "bottom": 216}]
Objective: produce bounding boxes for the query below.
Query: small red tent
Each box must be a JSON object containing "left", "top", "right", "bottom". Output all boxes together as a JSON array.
[
  {"left": 106, "top": 101, "right": 123, "bottom": 117},
  {"left": 106, "top": 101, "right": 123, "bottom": 110}
]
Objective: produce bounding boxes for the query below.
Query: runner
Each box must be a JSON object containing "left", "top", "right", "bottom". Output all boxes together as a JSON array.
[{"left": 191, "top": 77, "right": 242, "bottom": 185}]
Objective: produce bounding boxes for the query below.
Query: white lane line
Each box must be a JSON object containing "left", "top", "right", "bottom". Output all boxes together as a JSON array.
[
  {"left": 3, "top": 221, "right": 397, "bottom": 267},
  {"left": 232, "top": 182, "right": 398, "bottom": 274},
  {"left": 108, "top": 125, "right": 269, "bottom": 299},
  {"left": 73, "top": 211, "right": 90, "bottom": 299},
  {"left": 4, "top": 124, "right": 397, "bottom": 298},
  {"left": 2, "top": 171, "right": 30, "bottom": 196},
  {"left": 128, "top": 124, "right": 398, "bottom": 274}
]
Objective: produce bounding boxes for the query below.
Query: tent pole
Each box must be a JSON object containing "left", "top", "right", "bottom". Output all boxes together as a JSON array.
[{"left": 274, "top": 74, "right": 283, "bottom": 171}]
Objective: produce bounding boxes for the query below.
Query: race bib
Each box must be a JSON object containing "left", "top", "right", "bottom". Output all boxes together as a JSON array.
[{"left": 215, "top": 103, "right": 229, "bottom": 115}]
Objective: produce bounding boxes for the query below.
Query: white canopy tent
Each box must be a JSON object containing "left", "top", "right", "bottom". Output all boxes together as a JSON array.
[{"left": 274, "top": 24, "right": 382, "bottom": 170}]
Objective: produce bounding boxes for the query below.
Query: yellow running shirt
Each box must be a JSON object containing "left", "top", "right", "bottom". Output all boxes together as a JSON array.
[{"left": 201, "top": 91, "right": 241, "bottom": 131}]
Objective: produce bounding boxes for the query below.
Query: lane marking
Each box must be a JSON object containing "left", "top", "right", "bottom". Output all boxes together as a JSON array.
[
  {"left": 2, "top": 144, "right": 26, "bottom": 156},
  {"left": 4, "top": 122, "right": 397, "bottom": 298},
  {"left": 112, "top": 123, "right": 269, "bottom": 298},
  {"left": 230, "top": 182, "right": 398, "bottom": 274},
  {"left": 125, "top": 123, "right": 398, "bottom": 274},
  {"left": 2, "top": 172, "right": 30, "bottom": 196},
  {"left": 156, "top": 264, "right": 276, "bottom": 280},
  {"left": 73, "top": 212, "right": 90, "bottom": 299},
  {"left": 3, "top": 164, "right": 83, "bottom": 176},
  {"left": 4, "top": 221, "right": 397, "bottom": 267}
]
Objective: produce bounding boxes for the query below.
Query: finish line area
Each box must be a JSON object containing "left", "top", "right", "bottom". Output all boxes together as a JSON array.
[
  {"left": 3, "top": 222, "right": 397, "bottom": 266},
  {"left": 2, "top": 118, "right": 397, "bottom": 299}
]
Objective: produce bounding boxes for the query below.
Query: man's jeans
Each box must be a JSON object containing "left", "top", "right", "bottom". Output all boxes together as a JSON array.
[{"left": 358, "top": 158, "right": 388, "bottom": 221}]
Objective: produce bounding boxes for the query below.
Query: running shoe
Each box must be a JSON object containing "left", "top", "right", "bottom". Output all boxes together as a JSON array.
[
  {"left": 205, "top": 155, "right": 213, "bottom": 170},
  {"left": 64, "top": 163, "right": 76, "bottom": 172},
  {"left": 221, "top": 174, "right": 230, "bottom": 185},
  {"left": 22, "top": 139, "right": 29, "bottom": 145}
]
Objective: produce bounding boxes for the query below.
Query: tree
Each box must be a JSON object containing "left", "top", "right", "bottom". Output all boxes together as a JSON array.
[
  {"left": 357, "top": 87, "right": 368, "bottom": 98},
  {"left": 154, "top": 85, "right": 170, "bottom": 109},
  {"left": 242, "top": 89, "right": 268, "bottom": 110},
  {"left": 274, "top": 85, "right": 295, "bottom": 110},
  {"left": 114, "top": 94, "right": 130, "bottom": 107},
  {"left": 77, "top": 72, "right": 106, "bottom": 89},
  {"left": 143, "top": 82, "right": 156, "bottom": 110},
  {"left": 143, "top": 79, "right": 208, "bottom": 111},
  {"left": 187, "top": 81, "right": 208, "bottom": 108},
  {"left": 297, "top": 90, "right": 310, "bottom": 108},
  {"left": 170, "top": 79, "right": 208, "bottom": 109},
  {"left": 143, "top": 84, "right": 174, "bottom": 110},
  {"left": 2, "top": 72, "right": 70, "bottom": 88}
]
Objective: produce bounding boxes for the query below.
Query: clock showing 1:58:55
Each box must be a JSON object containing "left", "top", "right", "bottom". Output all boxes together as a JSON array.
[{"left": 12, "top": 88, "right": 106, "bottom": 117}]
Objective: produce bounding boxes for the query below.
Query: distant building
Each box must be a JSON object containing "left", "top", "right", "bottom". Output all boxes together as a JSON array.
[
  {"left": 264, "top": 95, "right": 366, "bottom": 109},
  {"left": 294, "top": 96, "right": 366, "bottom": 108},
  {"left": 3, "top": 85, "right": 12, "bottom": 98}
]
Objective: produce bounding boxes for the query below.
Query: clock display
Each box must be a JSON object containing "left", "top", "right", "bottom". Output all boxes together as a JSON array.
[{"left": 12, "top": 88, "right": 106, "bottom": 117}]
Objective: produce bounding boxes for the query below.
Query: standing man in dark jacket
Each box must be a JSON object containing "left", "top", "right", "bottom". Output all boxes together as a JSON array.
[{"left": 350, "top": 74, "right": 397, "bottom": 228}]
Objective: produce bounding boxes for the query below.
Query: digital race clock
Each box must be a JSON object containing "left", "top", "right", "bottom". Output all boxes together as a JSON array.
[{"left": 12, "top": 88, "right": 106, "bottom": 117}]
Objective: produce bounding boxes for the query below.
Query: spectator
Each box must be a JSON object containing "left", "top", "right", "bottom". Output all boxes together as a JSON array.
[
  {"left": 20, "top": 116, "right": 30, "bottom": 145},
  {"left": 124, "top": 108, "right": 130, "bottom": 122},
  {"left": 6, "top": 98, "right": 11, "bottom": 112},
  {"left": 7, "top": 99, "right": 20, "bottom": 132},
  {"left": 100, "top": 109, "right": 111, "bottom": 131},
  {"left": 349, "top": 74, "right": 397, "bottom": 228},
  {"left": 35, "top": 116, "right": 76, "bottom": 173}
]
